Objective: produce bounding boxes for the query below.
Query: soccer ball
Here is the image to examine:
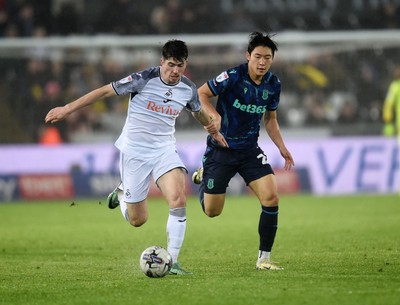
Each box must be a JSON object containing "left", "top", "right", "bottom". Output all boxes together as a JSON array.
[{"left": 139, "top": 246, "right": 172, "bottom": 278}]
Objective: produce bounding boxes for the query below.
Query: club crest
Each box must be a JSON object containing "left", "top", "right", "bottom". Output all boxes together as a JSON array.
[{"left": 207, "top": 179, "right": 214, "bottom": 189}]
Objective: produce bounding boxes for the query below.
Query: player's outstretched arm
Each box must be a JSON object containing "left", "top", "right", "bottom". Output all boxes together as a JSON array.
[{"left": 45, "top": 84, "right": 115, "bottom": 124}]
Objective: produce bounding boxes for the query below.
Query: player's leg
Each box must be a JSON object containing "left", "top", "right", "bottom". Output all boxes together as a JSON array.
[
  {"left": 203, "top": 193, "right": 226, "bottom": 217},
  {"left": 107, "top": 153, "right": 125, "bottom": 209},
  {"left": 240, "top": 147, "right": 282, "bottom": 270},
  {"left": 157, "top": 167, "right": 188, "bottom": 263},
  {"left": 107, "top": 181, "right": 122, "bottom": 209},
  {"left": 193, "top": 148, "right": 236, "bottom": 217},
  {"left": 397, "top": 132, "right": 400, "bottom": 196},
  {"left": 248, "top": 174, "right": 283, "bottom": 270},
  {"left": 154, "top": 150, "right": 191, "bottom": 275},
  {"left": 119, "top": 153, "right": 151, "bottom": 227},
  {"left": 193, "top": 173, "right": 226, "bottom": 216},
  {"left": 124, "top": 200, "right": 148, "bottom": 227},
  {"left": 193, "top": 168, "right": 226, "bottom": 216}
]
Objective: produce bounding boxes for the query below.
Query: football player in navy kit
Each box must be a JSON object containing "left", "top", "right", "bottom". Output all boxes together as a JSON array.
[{"left": 192, "top": 32, "right": 294, "bottom": 270}]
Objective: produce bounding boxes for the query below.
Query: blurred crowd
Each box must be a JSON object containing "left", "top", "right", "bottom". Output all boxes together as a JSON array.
[
  {"left": 1, "top": 0, "right": 400, "bottom": 37},
  {"left": 1, "top": 0, "right": 400, "bottom": 144},
  {"left": 1, "top": 43, "right": 397, "bottom": 144}
]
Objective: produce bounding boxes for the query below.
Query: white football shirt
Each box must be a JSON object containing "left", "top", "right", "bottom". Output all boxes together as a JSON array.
[{"left": 111, "top": 66, "right": 201, "bottom": 156}]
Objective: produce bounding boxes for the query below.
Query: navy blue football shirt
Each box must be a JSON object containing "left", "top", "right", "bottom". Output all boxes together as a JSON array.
[{"left": 207, "top": 63, "right": 281, "bottom": 149}]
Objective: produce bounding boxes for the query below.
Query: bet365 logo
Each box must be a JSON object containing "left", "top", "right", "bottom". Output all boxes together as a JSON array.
[{"left": 233, "top": 99, "right": 266, "bottom": 114}]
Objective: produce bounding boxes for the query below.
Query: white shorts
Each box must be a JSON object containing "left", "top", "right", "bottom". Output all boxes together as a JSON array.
[{"left": 119, "top": 148, "right": 187, "bottom": 203}]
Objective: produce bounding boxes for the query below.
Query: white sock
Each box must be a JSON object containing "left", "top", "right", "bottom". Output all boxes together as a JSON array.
[
  {"left": 258, "top": 250, "right": 271, "bottom": 262},
  {"left": 166, "top": 208, "right": 187, "bottom": 264},
  {"left": 118, "top": 190, "right": 129, "bottom": 222}
]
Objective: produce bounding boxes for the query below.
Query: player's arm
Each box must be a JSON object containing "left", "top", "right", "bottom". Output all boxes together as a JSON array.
[
  {"left": 382, "top": 82, "right": 395, "bottom": 124},
  {"left": 198, "top": 83, "right": 221, "bottom": 130},
  {"left": 263, "top": 110, "right": 294, "bottom": 170},
  {"left": 192, "top": 107, "right": 228, "bottom": 148},
  {"left": 45, "top": 84, "right": 116, "bottom": 124}
]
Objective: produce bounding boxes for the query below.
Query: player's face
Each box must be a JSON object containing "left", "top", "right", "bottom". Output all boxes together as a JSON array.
[
  {"left": 160, "top": 57, "right": 187, "bottom": 85},
  {"left": 246, "top": 46, "right": 274, "bottom": 81}
]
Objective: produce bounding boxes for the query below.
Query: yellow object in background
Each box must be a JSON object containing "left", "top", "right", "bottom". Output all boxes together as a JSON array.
[{"left": 383, "top": 123, "right": 395, "bottom": 137}]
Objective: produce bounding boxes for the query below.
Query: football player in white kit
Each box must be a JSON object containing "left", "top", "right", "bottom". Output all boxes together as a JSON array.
[{"left": 45, "top": 39, "right": 228, "bottom": 275}]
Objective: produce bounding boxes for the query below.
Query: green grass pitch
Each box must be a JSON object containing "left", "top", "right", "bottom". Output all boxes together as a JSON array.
[{"left": 0, "top": 194, "right": 399, "bottom": 305}]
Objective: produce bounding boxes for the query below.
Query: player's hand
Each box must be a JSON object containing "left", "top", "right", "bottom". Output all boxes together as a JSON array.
[
  {"left": 203, "top": 115, "right": 221, "bottom": 133},
  {"left": 212, "top": 116, "right": 222, "bottom": 131},
  {"left": 280, "top": 147, "right": 294, "bottom": 170},
  {"left": 45, "top": 105, "right": 70, "bottom": 123},
  {"left": 210, "top": 131, "right": 229, "bottom": 148},
  {"left": 204, "top": 117, "right": 228, "bottom": 148}
]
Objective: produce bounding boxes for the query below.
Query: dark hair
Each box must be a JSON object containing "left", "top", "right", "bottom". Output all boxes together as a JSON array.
[
  {"left": 162, "top": 39, "right": 188, "bottom": 62},
  {"left": 247, "top": 32, "right": 278, "bottom": 57}
]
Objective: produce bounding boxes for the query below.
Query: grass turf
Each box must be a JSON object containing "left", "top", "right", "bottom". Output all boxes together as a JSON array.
[{"left": 0, "top": 195, "right": 399, "bottom": 305}]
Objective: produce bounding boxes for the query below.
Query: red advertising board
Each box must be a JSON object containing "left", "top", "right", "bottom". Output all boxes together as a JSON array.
[{"left": 19, "top": 174, "right": 74, "bottom": 200}]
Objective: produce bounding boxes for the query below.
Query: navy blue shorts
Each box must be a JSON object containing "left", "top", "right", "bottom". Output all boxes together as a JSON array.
[{"left": 202, "top": 145, "right": 274, "bottom": 194}]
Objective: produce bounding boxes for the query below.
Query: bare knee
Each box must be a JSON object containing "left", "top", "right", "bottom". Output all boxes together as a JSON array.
[
  {"left": 126, "top": 211, "right": 147, "bottom": 227},
  {"left": 128, "top": 217, "right": 147, "bottom": 227},
  {"left": 204, "top": 209, "right": 221, "bottom": 218},
  {"left": 167, "top": 191, "right": 187, "bottom": 209},
  {"left": 204, "top": 203, "right": 223, "bottom": 217},
  {"left": 203, "top": 194, "right": 225, "bottom": 217},
  {"left": 125, "top": 200, "right": 148, "bottom": 227},
  {"left": 261, "top": 193, "right": 279, "bottom": 207}
]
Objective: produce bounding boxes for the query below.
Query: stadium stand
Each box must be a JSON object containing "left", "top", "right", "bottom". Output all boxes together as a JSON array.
[{"left": 0, "top": 0, "right": 399, "bottom": 143}]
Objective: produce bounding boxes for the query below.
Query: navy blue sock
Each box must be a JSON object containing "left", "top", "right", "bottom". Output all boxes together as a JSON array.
[
  {"left": 258, "top": 206, "right": 279, "bottom": 252},
  {"left": 199, "top": 181, "right": 205, "bottom": 213}
]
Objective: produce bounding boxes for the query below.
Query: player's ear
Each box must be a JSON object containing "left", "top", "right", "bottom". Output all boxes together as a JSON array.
[
  {"left": 160, "top": 57, "right": 164, "bottom": 65},
  {"left": 246, "top": 52, "right": 251, "bottom": 62}
]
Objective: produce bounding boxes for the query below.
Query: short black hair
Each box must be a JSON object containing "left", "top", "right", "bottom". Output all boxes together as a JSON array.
[
  {"left": 162, "top": 39, "right": 188, "bottom": 62},
  {"left": 247, "top": 32, "right": 278, "bottom": 57}
]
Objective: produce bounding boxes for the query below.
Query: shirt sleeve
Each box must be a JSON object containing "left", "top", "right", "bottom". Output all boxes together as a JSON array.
[
  {"left": 180, "top": 76, "right": 201, "bottom": 112},
  {"left": 207, "top": 70, "right": 231, "bottom": 96},
  {"left": 266, "top": 76, "right": 281, "bottom": 111},
  {"left": 111, "top": 67, "right": 156, "bottom": 96}
]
